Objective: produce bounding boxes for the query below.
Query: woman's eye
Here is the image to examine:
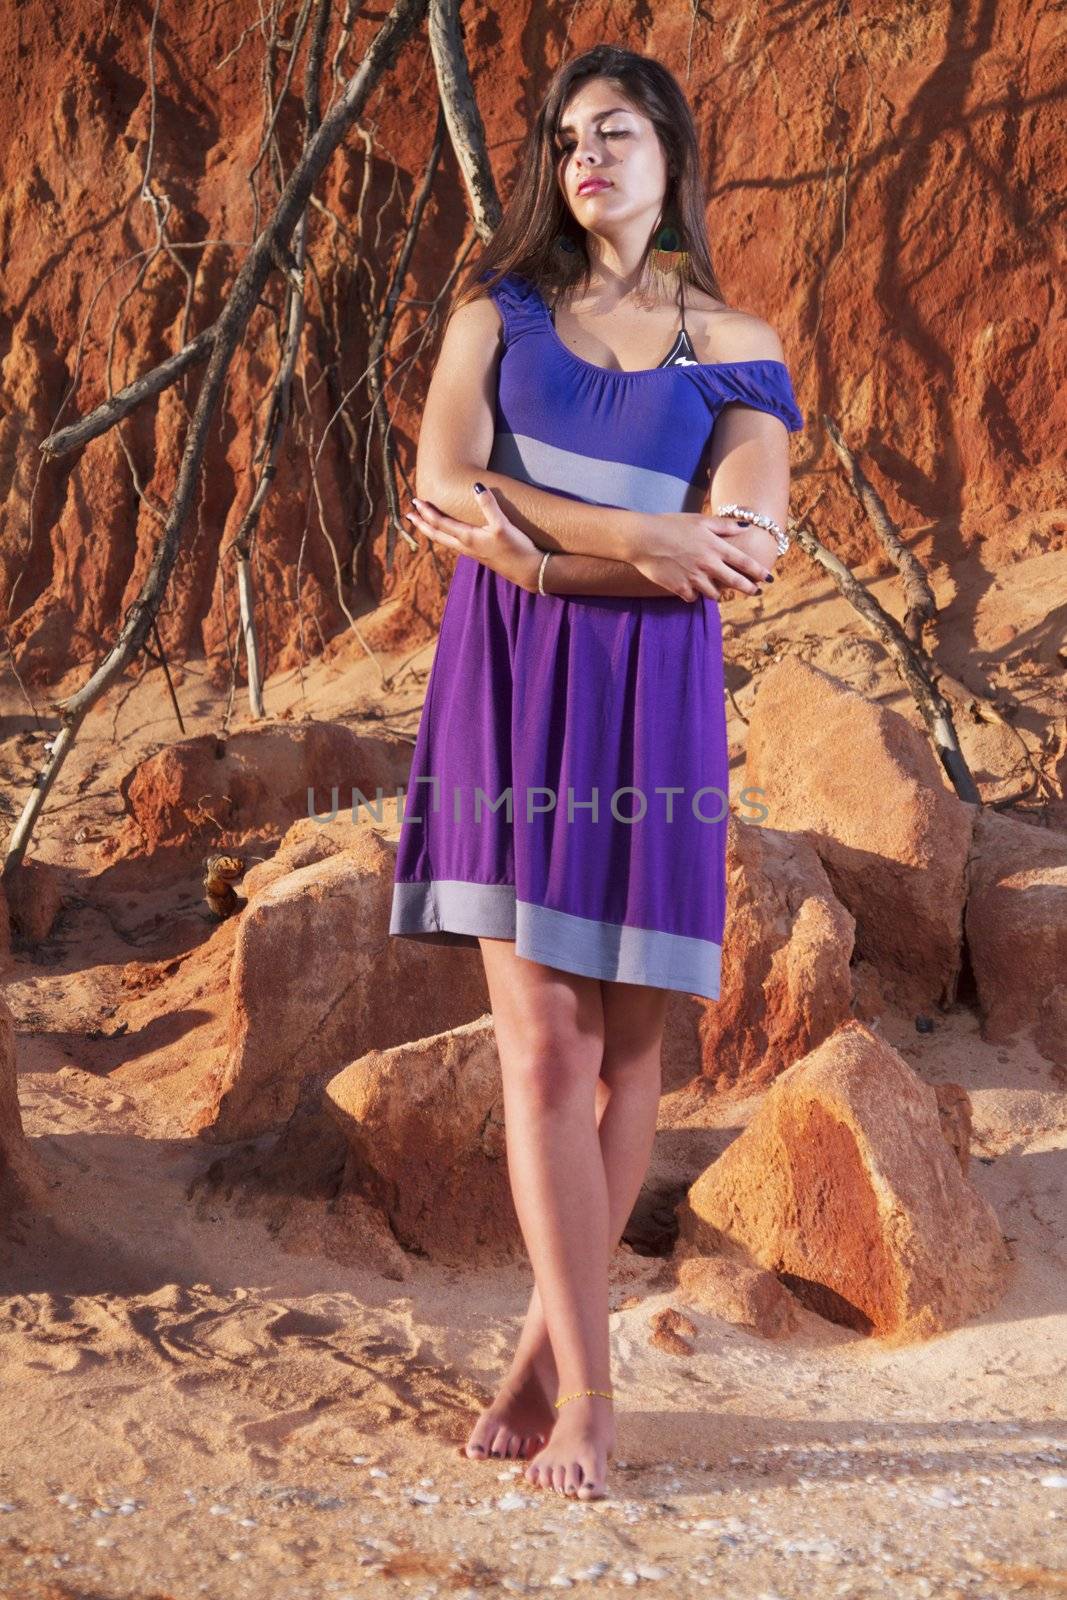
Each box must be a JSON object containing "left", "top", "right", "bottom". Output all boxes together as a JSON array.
[{"left": 556, "top": 130, "right": 626, "bottom": 154}]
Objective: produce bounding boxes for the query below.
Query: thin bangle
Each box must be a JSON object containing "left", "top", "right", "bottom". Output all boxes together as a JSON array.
[{"left": 537, "top": 550, "right": 553, "bottom": 594}]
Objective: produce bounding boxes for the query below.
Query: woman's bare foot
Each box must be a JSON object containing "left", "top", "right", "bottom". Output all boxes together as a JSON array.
[
  {"left": 464, "top": 1285, "right": 560, "bottom": 1461},
  {"left": 523, "top": 1394, "right": 615, "bottom": 1499},
  {"left": 463, "top": 1360, "right": 559, "bottom": 1460}
]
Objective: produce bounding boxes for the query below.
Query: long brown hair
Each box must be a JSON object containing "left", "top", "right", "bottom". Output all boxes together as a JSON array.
[{"left": 452, "top": 44, "right": 724, "bottom": 317}]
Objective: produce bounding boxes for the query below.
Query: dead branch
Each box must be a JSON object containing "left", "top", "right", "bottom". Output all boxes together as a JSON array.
[
  {"left": 4, "top": 0, "right": 430, "bottom": 884},
  {"left": 104, "top": 0, "right": 198, "bottom": 540},
  {"left": 359, "top": 234, "right": 482, "bottom": 602},
  {"left": 39, "top": 324, "right": 219, "bottom": 461},
  {"left": 824, "top": 413, "right": 936, "bottom": 645},
  {"left": 427, "top": 0, "right": 501, "bottom": 238},
  {"left": 833, "top": 416, "right": 1056, "bottom": 804},
  {"left": 788, "top": 498, "right": 981, "bottom": 804},
  {"left": 291, "top": 237, "right": 481, "bottom": 698},
  {"left": 223, "top": 0, "right": 334, "bottom": 723},
  {"left": 370, "top": 100, "right": 448, "bottom": 572}
]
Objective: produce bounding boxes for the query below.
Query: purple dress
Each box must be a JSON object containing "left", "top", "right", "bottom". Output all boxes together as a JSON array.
[{"left": 389, "top": 269, "right": 804, "bottom": 999}]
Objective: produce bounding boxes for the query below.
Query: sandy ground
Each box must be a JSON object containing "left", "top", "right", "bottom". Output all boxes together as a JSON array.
[{"left": 1, "top": 539, "right": 1065, "bottom": 1598}]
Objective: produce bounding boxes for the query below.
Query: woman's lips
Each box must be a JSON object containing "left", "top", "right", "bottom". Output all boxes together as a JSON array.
[{"left": 577, "top": 179, "right": 612, "bottom": 195}]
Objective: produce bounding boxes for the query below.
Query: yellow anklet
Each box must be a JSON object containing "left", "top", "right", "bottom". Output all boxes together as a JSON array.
[{"left": 554, "top": 1388, "right": 614, "bottom": 1409}]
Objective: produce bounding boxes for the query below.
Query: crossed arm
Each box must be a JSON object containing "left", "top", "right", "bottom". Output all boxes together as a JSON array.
[{"left": 412, "top": 293, "right": 793, "bottom": 597}]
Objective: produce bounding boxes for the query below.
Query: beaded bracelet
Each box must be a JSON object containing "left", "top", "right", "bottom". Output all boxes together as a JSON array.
[
  {"left": 555, "top": 1387, "right": 614, "bottom": 1409},
  {"left": 714, "top": 501, "right": 790, "bottom": 556},
  {"left": 537, "top": 549, "right": 553, "bottom": 594}
]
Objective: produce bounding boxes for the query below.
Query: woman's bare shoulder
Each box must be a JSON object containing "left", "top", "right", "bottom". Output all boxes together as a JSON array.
[
  {"left": 436, "top": 291, "right": 506, "bottom": 369},
  {"left": 685, "top": 287, "right": 786, "bottom": 365},
  {"left": 447, "top": 291, "right": 506, "bottom": 340}
]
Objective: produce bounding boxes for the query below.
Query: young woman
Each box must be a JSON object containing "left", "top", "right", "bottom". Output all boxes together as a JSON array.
[{"left": 391, "top": 44, "right": 804, "bottom": 1501}]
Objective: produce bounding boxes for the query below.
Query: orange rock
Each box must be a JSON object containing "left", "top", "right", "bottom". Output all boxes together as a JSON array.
[
  {"left": 0, "top": 880, "right": 10, "bottom": 978},
  {"left": 933, "top": 1080, "right": 973, "bottom": 1176},
  {"left": 105, "top": 720, "right": 411, "bottom": 861},
  {"left": 188, "top": 1098, "right": 412, "bottom": 1277},
  {"left": 690, "top": 816, "right": 857, "bottom": 1094},
  {"left": 323, "top": 1013, "right": 523, "bottom": 1266},
  {"left": 648, "top": 1306, "right": 698, "bottom": 1356},
  {"left": 745, "top": 658, "right": 975, "bottom": 1010},
  {"left": 964, "top": 809, "right": 1067, "bottom": 1067},
  {"left": 674, "top": 1251, "right": 800, "bottom": 1340},
  {"left": 201, "top": 830, "right": 489, "bottom": 1142},
  {"left": 677, "top": 1019, "right": 1011, "bottom": 1342}
]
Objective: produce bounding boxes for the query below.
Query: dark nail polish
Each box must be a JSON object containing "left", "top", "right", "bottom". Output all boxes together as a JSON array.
[
  {"left": 764, "top": 573, "right": 775, "bottom": 582},
  {"left": 473, "top": 481, "right": 485, "bottom": 494}
]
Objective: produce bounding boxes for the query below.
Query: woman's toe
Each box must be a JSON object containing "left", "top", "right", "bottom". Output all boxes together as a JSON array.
[{"left": 464, "top": 1422, "right": 492, "bottom": 1457}]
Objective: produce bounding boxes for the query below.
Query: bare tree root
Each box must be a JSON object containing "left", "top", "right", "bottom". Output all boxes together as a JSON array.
[
  {"left": 373, "top": 102, "right": 448, "bottom": 572},
  {"left": 829, "top": 419, "right": 1057, "bottom": 808},
  {"left": 788, "top": 494, "right": 981, "bottom": 805},
  {"left": 824, "top": 415, "right": 936, "bottom": 645},
  {"left": 223, "top": 0, "right": 335, "bottom": 722}
]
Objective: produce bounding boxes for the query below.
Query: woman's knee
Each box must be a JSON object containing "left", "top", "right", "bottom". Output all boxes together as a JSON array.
[
  {"left": 598, "top": 982, "right": 668, "bottom": 1090},
  {"left": 488, "top": 970, "right": 605, "bottom": 1106},
  {"left": 502, "top": 1027, "right": 604, "bottom": 1107}
]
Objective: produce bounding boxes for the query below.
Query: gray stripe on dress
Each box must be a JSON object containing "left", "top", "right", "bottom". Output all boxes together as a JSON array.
[
  {"left": 389, "top": 878, "right": 721, "bottom": 1000},
  {"left": 487, "top": 431, "right": 702, "bottom": 515}
]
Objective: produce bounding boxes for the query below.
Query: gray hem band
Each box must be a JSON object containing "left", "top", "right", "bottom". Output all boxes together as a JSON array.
[{"left": 389, "top": 877, "right": 721, "bottom": 1000}]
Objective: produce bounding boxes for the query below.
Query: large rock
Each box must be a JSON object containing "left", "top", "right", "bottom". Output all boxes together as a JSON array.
[
  {"left": 744, "top": 657, "right": 974, "bottom": 1009},
  {"left": 676, "top": 1019, "right": 1011, "bottom": 1342},
  {"left": 324, "top": 1013, "right": 522, "bottom": 1266},
  {"left": 101, "top": 719, "right": 412, "bottom": 861},
  {"left": 690, "top": 817, "right": 857, "bottom": 1093},
  {"left": 200, "top": 829, "right": 489, "bottom": 1142},
  {"left": 964, "top": 808, "right": 1067, "bottom": 1066}
]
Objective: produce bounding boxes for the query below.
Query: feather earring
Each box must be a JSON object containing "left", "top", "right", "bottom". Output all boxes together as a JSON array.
[{"left": 648, "top": 221, "right": 690, "bottom": 280}]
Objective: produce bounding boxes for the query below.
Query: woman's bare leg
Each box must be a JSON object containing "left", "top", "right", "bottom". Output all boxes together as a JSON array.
[
  {"left": 464, "top": 940, "right": 668, "bottom": 1497},
  {"left": 477, "top": 938, "right": 612, "bottom": 1497},
  {"left": 465, "top": 971, "right": 668, "bottom": 1462}
]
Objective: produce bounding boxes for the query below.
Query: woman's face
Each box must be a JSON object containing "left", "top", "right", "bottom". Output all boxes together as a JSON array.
[{"left": 553, "top": 78, "right": 670, "bottom": 235}]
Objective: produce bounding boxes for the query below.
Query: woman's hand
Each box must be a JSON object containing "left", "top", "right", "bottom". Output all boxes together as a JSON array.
[
  {"left": 626, "top": 512, "right": 775, "bottom": 601},
  {"left": 403, "top": 484, "right": 543, "bottom": 592}
]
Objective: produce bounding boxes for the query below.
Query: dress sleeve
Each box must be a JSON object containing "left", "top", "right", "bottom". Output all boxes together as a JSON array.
[
  {"left": 702, "top": 361, "right": 805, "bottom": 433},
  {"left": 477, "top": 269, "right": 541, "bottom": 349}
]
